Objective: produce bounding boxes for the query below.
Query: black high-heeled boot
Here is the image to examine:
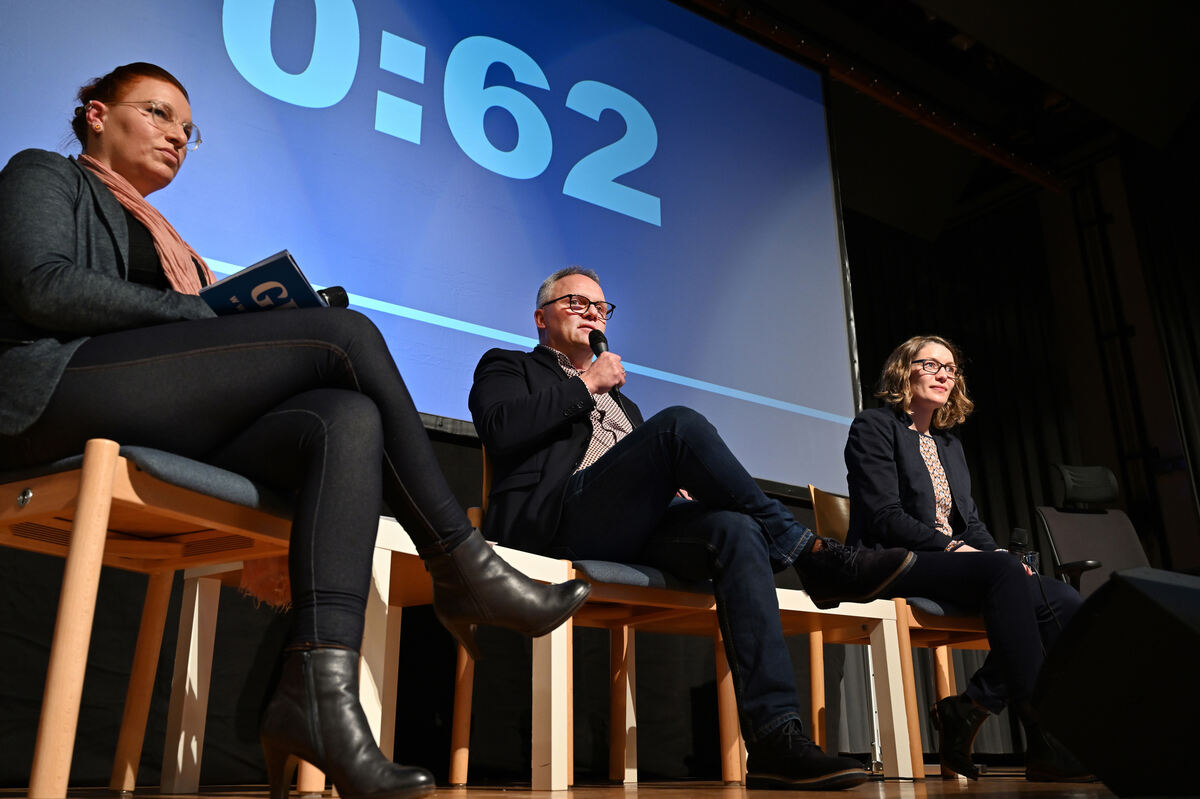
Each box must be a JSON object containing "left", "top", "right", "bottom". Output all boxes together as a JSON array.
[
  {"left": 1025, "top": 726, "right": 1096, "bottom": 782},
  {"left": 424, "top": 528, "right": 591, "bottom": 658},
  {"left": 1014, "top": 700, "right": 1095, "bottom": 782},
  {"left": 260, "top": 648, "right": 435, "bottom": 799},
  {"left": 932, "top": 694, "right": 989, "bottom": 780}
]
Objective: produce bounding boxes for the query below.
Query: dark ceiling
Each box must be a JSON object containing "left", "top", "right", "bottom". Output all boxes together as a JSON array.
[{"left": 689, "top": 0, "right": 1200, "bottom": 237}]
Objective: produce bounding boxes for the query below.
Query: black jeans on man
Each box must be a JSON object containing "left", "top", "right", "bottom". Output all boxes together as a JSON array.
[{"left": 545, "top": 405, "right": 814, "bottom": 743}]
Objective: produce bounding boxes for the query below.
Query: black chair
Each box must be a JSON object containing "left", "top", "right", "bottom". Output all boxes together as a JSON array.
[{"left": 1034, "top": 464, "right": 1149, "bottom": 599}]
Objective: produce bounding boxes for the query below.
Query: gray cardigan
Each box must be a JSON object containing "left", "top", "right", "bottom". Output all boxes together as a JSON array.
[{"left": 0, "top": 149, "right": 214, "bottom": 435}]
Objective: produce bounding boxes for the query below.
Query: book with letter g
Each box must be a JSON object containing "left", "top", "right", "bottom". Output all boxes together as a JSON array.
[{"left": 200, "top": 250, "right": 327, "bottom": 314}]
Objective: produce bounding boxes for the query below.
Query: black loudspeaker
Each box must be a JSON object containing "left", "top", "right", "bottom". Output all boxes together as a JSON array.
[{"left": 1035, "top": 567, "right": 1200, "bottom": 797}]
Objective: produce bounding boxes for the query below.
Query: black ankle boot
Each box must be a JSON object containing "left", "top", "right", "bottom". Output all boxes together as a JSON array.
[
  {"left": 260, "top": 648, "right": 435, "bottom": 799},
  {"left": 932, "top": 694, "right": 989, "bottom": 780},
  {"left": 424, "top": 528, "right": 591, "bottom": 658},
  {"left": 1025, "top": 726, "right": 1096, "bottom": 782},
  {"left": 794, "top": 538, "right": 915, "bottom": 609}
]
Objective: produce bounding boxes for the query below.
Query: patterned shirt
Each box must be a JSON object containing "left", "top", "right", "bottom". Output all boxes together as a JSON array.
[
  {"left": 539, "top": 344, "right": 633, "bottom": 472},
  {"left": 918, "top": 433, "right": 954, "bottom": 536}
]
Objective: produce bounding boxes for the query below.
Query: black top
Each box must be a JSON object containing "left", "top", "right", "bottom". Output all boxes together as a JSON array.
[
  {"left": 122, "top": 207, "right": 168, "bottom": 289},
  {"left": 121, "top": 207, "right": 209, "bottom": 290}
]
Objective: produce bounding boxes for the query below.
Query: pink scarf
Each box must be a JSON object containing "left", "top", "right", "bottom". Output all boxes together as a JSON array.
[{"left": 78, "top": 154, "right": 216, "bottom": 294}]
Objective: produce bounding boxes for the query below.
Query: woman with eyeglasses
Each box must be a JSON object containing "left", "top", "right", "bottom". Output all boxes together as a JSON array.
[
  {"left": 844, "top": 335, "right": 1088, "bottom": 782},
  {"left": 0, "top": 62, "right": 590, "bottom": 799}
]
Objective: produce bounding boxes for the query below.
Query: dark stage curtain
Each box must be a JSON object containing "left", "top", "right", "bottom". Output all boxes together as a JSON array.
[{"left": 1121, "top": 116, "right": 1200, "bottom": 535}]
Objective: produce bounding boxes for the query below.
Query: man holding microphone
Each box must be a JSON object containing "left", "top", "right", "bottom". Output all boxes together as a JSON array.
[{"left": 469, "top": 266, "right": 915, "bottom": 789}]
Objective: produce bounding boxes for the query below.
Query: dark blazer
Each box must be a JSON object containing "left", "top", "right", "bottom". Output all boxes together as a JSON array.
[
  {"left": 0, "top": 149, "right": 213, "bottom": 435},
  {"left": 468, "top": 346, "right": 644, "bottom": 553},
  {"left": 844, "top": 405, "right": 997, "bottom": 552}
]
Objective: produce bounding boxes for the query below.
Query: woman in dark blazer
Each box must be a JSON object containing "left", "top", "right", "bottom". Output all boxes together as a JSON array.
[
  {"left": 845, "top": 335, "right": 1087, "bottom": 782},
  {"left": 0, "top": 62, "right": 588, "bottom": 799}
]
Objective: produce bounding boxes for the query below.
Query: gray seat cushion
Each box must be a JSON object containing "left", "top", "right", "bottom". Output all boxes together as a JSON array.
[
  {"left": 1, "top": 446, "right": 291, "bottom": 519},
  {"left": 573, "top": 559, "right": 712, "bottom": 594},
  {"left": 906, "top": 596, "right": 977, "bottom": 618}
]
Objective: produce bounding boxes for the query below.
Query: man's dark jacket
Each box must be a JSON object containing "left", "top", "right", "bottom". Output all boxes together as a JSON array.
[{"left": 468, "top": 346, "right": 644, "bottom": 553}]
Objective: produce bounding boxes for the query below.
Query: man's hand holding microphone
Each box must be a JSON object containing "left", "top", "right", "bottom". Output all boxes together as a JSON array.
[{"left": 582, "top": 329, "right": 626, "bottom": 396}]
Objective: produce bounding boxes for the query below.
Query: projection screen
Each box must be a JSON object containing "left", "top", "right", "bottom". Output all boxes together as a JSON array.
[{"left": 0, "top": 0, "right": 859, "bottom": 492}]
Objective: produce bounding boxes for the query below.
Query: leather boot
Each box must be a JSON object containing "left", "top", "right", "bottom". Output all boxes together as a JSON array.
[
  {"left": 424, "top": 528, "right": 591, "bottom": 658},
  {"left": 932, "top": 694, "right": 989, "bottom": 780},
  {"left": 794, "top": 537, "right": 915, "bottom": 609},
  {"left": 1025, "top": 725, "right": 1096, "bottom": 782},
  {"left": 260, "top": 648, "right": 435, "bottom": 799}
]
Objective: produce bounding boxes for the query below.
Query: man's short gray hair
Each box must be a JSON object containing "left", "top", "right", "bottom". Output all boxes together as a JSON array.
[{"left": 536, "top": 265, "right": 601, "bottom": 308}]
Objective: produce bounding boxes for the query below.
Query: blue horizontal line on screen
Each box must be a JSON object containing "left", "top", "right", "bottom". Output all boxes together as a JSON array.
[{"left": 207, "top": 259, "right": 853, "bottom": 426}]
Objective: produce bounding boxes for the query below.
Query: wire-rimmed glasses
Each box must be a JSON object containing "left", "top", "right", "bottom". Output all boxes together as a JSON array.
[{"left": 105, "top": 99, "right": 202, "bottom": 150}]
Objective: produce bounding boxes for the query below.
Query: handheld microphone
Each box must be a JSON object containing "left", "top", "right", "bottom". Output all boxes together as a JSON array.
[
  {"left": 317, "top": 285, "right": 349, "bottom": 308},
  {"left": 588, "top": 329, "right": 625, "bottom": 405},
  {"left": 588, "top": 328, "right": 610, "bottom": 357}
]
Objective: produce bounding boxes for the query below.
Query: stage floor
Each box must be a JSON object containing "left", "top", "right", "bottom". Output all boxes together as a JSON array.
[{"left": 2, "top": 772, "right": 1116, "bottom": 799}]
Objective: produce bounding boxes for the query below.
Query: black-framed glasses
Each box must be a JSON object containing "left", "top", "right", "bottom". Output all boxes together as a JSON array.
[
  {"left": 540, "top": 293, "right": 616, "bottom": 320},
  {"left": 106, "top": 99, "right": 202, "bottom": 150},
  {"left": 912, "top": 359, "right": 961, "bottom": 378}
]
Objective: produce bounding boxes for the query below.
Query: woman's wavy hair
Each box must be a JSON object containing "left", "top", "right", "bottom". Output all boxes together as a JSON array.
[
  {"left": 874, "top": 334, "right": 974, "bottom": 429},
  {"left": 70, "top": 62, "right": 189, "bottom": 149}
]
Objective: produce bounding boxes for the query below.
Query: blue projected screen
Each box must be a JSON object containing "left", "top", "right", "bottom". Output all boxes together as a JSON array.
[{"left": 0, "top": 0, "right": 856, "bottom": 492}]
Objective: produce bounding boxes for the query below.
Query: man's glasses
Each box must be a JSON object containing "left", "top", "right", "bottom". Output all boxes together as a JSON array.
[
  {"left": 912, "top": 359, "right": 961, "bottom": 378},
  {"left": 106, "top": 99, "right": 202, "bottom": 150},
  {"left": 540, "top": 294, "right": 616, "bottom": 320}
]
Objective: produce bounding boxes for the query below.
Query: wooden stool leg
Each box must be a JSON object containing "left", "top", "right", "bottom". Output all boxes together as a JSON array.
[
  {"left": 808, "top": 630, "right": 826, "bottom": 748},
  {"left": 567, "top": 619, "right": 575, "bottom": 787},
  {"left": 931, "top": 644, "right": 959, "bottom": 779},
  {"left": 449, "top": 644, "right": 475, "bottom": 785},
  {"left": 894, "top": 599, "right": 924, "bottom": 779},
  {"left": 934, "top": 645, "right": 956, "bottom": 699},
  {"left": 715, "top": 630, "right": 743, "bottom": 784},
  {"left": 110, "top": 570, "right": 175, "bottom": 791},
  {"left": 360, "top": 545, "right": 400, "bottom": 756},
  {"left": 608, "top": 627, "right": 636, "bottom": 783},
  {"left": 867, "top": 617, "right": 914, "bottom": 778},
  {"left": 531, "top": 616, "right": 570, "bottom": 790},
  {"left": 161, "top": 571, "right": 224, "bottom": 793},
  {"left": 29, "top": 438, "right": 119, "bottom": 799}
]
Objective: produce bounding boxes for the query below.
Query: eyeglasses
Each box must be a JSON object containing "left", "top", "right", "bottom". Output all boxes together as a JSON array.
[
  {"left": 912, "top": 359, "right": 961, "bottom": 378},
  {"left": 540, "top": 293, "right": 616, "bottom": 320},
  {"left": 106, "top": 99, "right": 202, "bottom": 150}
]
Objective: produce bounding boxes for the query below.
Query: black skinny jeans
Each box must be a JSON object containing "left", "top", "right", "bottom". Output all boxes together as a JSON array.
[{"left": 0, "top": 309, "right": 473, "bottom": 649}]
